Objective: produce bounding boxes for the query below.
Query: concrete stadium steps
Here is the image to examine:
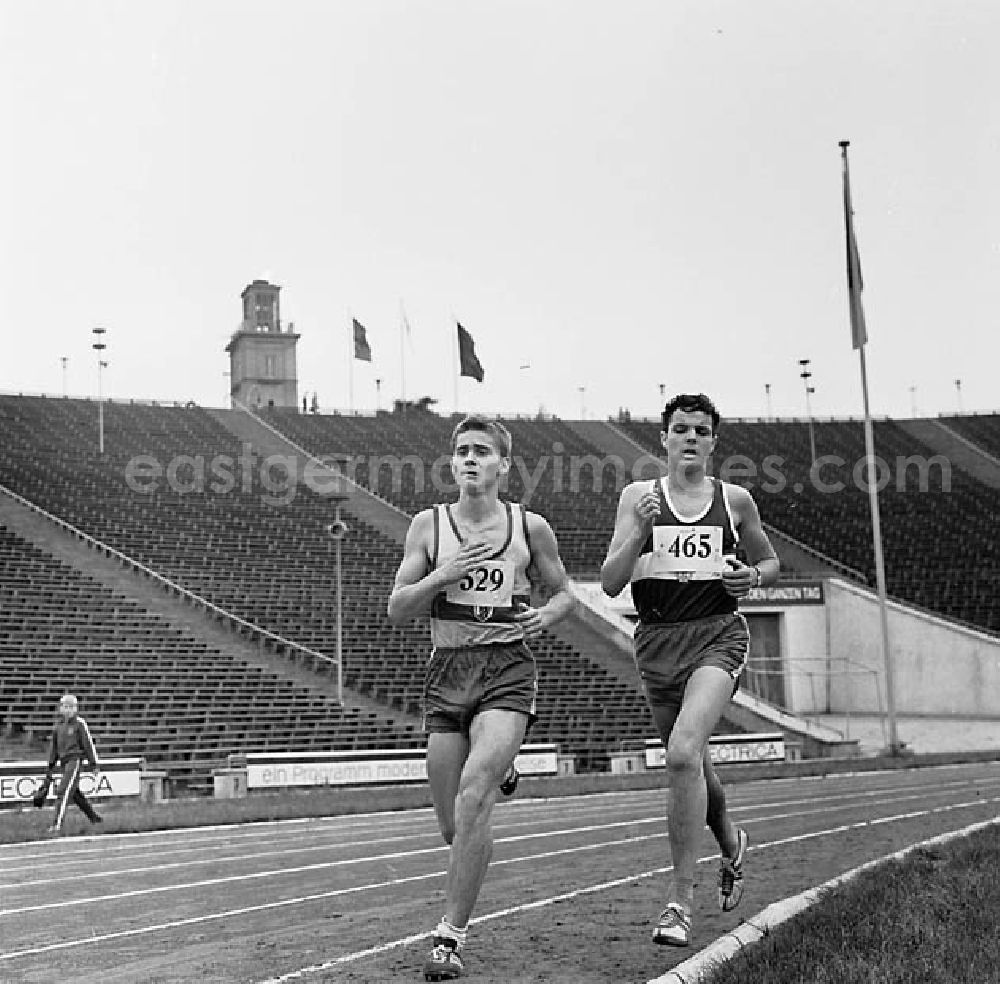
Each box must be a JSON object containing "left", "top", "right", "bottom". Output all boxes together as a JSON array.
[
  {"left": 0, "top": 401, "right": 419, "bottom": 784},
  {"left": 214, "top": 405, "right": 685, "bottom": 762},
  {"left": 898, "top": 416, "right": 1000, "bottom": 488},
  {"left": 247, "top": 407, "right": 624, "bottom": 576},
  {"left": 208, "top": 406, "right": 412, "bottom": 544},
  {"left": 0, "top": 396, "right": 672, "bottom": 775},
  {"left": 939, "top": 413, "right": 1000, "bottom": 462},
  {"left": 0, "top": 518, "right": 418, "bottom": 786},
  {"left": 0, "top": 488, "right": 402, "bottom": 726},
  {"left": 3, "top": 395, "right": 996, "bottom": 778}
]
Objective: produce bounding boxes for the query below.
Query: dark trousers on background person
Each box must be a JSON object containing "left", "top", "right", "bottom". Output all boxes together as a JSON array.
[{"left": 51, "top": 758, "right": 100, "bottom": 831}]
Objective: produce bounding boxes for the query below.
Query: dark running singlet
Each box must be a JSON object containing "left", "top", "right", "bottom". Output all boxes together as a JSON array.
[
  {"left": 428, "top": 501, "right": 533, "bottom": 648},
  {"left": 630, "top": 477, "right": 739, "bottom": 624}
]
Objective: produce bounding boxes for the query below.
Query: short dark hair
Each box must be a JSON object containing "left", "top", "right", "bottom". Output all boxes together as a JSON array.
[
  {"left": 451, "top": 415, "right": 512, "bottom": 458},
  {"left": 661, "top": 393, "right": 721, "bottom": 434}
]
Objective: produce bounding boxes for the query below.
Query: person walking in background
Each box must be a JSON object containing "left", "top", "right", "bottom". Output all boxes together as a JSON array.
[
  {"left": 601, "top": 393, "right": 779, "bottom": 947},
  {"left": 45, "top": 694, "right": 103, "bottom": 835},
  {"left": 388, "top": 415, "right": 576, "bottom": 980}
]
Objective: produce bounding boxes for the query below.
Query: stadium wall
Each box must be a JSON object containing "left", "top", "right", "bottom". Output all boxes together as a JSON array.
[
  {"left": 827, "top": 578, "right": 1000, "bottom": 717},
  {"left": 575, "top": 580, "right": 857, "bottom": 755},
  {"left": 583, "top": 576, "right": 1000, "bottom": 723},
  {"left": 584, "top": 579, "right": 831, "bottom": 718}
]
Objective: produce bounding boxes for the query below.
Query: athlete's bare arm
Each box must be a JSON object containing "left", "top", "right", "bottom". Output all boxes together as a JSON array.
[
  {"left": 387, "top": 510, "right": 495, "bottom": 625},
  {"left": 512, "top": 513, "right": 576, "bottom": 639},
  {"left": 720, "top": 484, "right": 780, "bottom": 598},
  {"left": 600, "top": 481, "right": 660, "bottom": 598}
]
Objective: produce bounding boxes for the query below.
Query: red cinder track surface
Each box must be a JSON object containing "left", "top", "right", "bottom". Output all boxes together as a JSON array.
[{"left": 2, "top": 761, "right": 999, "bottom": 984}]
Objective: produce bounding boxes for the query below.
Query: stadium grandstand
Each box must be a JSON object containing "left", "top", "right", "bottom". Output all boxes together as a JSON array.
[{"left": 2, "top": 391, "right": 999, "bottom": 792}]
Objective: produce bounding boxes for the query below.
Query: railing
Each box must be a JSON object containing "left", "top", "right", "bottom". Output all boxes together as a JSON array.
[
  {"left": 0, "top": 390, "right": 201, "bottom": 407},
  {"left": 0, "top": 481, "right": 342, "bottom": 699},
  {"left": 618, "top": 414, "right": 899, "bottom": 425},
  {"left": 937, "top": 410, "right": 1000, "bottom": 418},
  {"left": 259, "top": 405, "right": 560, "bottom": 421},
  {"left": 742, "top": 655, "right": 885, "bottom": 747},
  {"left": 4, "top": 390, "right": 998, "bottom": 420}
]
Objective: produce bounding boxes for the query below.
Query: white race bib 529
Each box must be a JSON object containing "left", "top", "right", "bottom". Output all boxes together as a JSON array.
[{"left": 445, "top": 560, "right": 515, "bottom": 606}]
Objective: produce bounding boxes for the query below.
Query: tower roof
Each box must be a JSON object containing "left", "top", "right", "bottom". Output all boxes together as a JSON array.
[{"left": 240, "top": 279, "right": 281, "bottom": 298}]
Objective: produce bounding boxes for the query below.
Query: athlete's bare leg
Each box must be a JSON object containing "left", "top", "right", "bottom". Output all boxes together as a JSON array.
[
  {"left": 441, "top": 708, "right": 527, "bottom": 928},
  {"left": 427, "top": 730, "right": 471, "bottom": 900},
  {"left": 661, "top": 667, "right": 739, "bottom": 910},
  {"left": 704, "top": 751, "right": 739, "bottom": 857}
]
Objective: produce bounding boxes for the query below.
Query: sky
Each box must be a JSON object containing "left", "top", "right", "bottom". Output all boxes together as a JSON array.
[{"left": 2, "top": 0, "right": 998, "bottom": 422}]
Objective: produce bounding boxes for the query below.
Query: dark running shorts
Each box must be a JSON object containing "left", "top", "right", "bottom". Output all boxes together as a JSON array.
[
  {"left": 423, "top": 641, "right": 538, "bottom": 734},
  {"left": 634, "top": 612, "right": 750, "bottom": 711}
]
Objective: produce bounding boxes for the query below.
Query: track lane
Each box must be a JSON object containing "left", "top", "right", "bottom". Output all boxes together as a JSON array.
[{"left": 1, "top": 761, "right": 997, "bottom": 984}]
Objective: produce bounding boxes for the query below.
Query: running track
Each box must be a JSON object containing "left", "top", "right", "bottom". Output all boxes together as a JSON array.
[{"left": 2, "top": 760, "right": 999, "bottom": 984}]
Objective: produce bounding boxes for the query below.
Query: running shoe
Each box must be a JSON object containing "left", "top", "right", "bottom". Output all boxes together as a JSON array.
[
  {"left": 423, "top": 936, "right": 465, "bottom": 980},
  {"left": 652, "top": 902, "right": 691, "bottom": 946},
  {"left": 718, "top": 827, "right": 749, "bottom": 912},
  {"left": 499, "top": 764, "right": 519, "bottom": 797}
]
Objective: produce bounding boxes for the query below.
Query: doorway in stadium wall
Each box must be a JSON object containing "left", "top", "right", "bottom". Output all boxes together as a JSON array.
[{"left": 743, "top": 613, "right": 785, "bottom": 707}]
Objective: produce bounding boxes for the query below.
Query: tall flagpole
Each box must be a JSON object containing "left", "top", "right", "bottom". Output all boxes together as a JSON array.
[
  {"left": 858, "top": 342, "right": 900, "bottom": 754},
  {"left": 840, "top": 140, "right": 902, "bottom": 756}
]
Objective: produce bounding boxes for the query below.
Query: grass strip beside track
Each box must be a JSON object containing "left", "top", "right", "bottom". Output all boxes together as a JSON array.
[{"left": 657, "top": 816, "right": 1000, "bottom": 984}]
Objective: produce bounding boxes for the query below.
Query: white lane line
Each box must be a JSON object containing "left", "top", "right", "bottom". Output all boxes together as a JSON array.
[
  {"left": 3, "top": 759, "right": 992, "bottom": 863},
  {"left": 0, "top": 807, "right": 451, "bottom": 861},
  {"left": 3, "top": 768, "right": 993, "bottom": 872},
  {"left": 0, "top": 813, "right": 435, "bottom": 864},
  {"left": 0, "top": 828, "right": 443, "bottom": 888},
  {"left": 0, "top": 828, "right": 668, "bottom": 962},
  {"left": 4, "top": 774, "right": 994, "bottom": 891},
  {"left": 0, "top": 792, "right": 668, "bottom": 870},
  {"left": 2, "top": 793, "right": 997, "bottom": 967},
  {"left": 0, "top": 795, "right": 666, "bottom": 875},
  {"left": 254, "top": 794, "right": 1000, "bottom": 983},
  {"left": 0, "top": 816, "right": 663, "bottom": 915}
]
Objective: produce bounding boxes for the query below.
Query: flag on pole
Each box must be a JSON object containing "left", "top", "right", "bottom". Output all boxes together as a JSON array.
[
  {"left": 399, "top": 303, "right": 412, "bottom": 403},
  {"left": 457, "top": 322, "right": 484, "bottom": 382},
  {"left": 841, "top": 143, "right": 868, "bottom": 350},
  {"left": 838, "top": 141, "right": 901, "bottom": 754},
  {"left": 353, "top": 318, "right": 372, "bottom": 361}
]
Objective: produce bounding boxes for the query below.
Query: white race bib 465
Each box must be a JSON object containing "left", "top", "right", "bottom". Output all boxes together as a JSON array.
[{"left": 646, "top": 525, "right": 726, "bottom": 580}]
